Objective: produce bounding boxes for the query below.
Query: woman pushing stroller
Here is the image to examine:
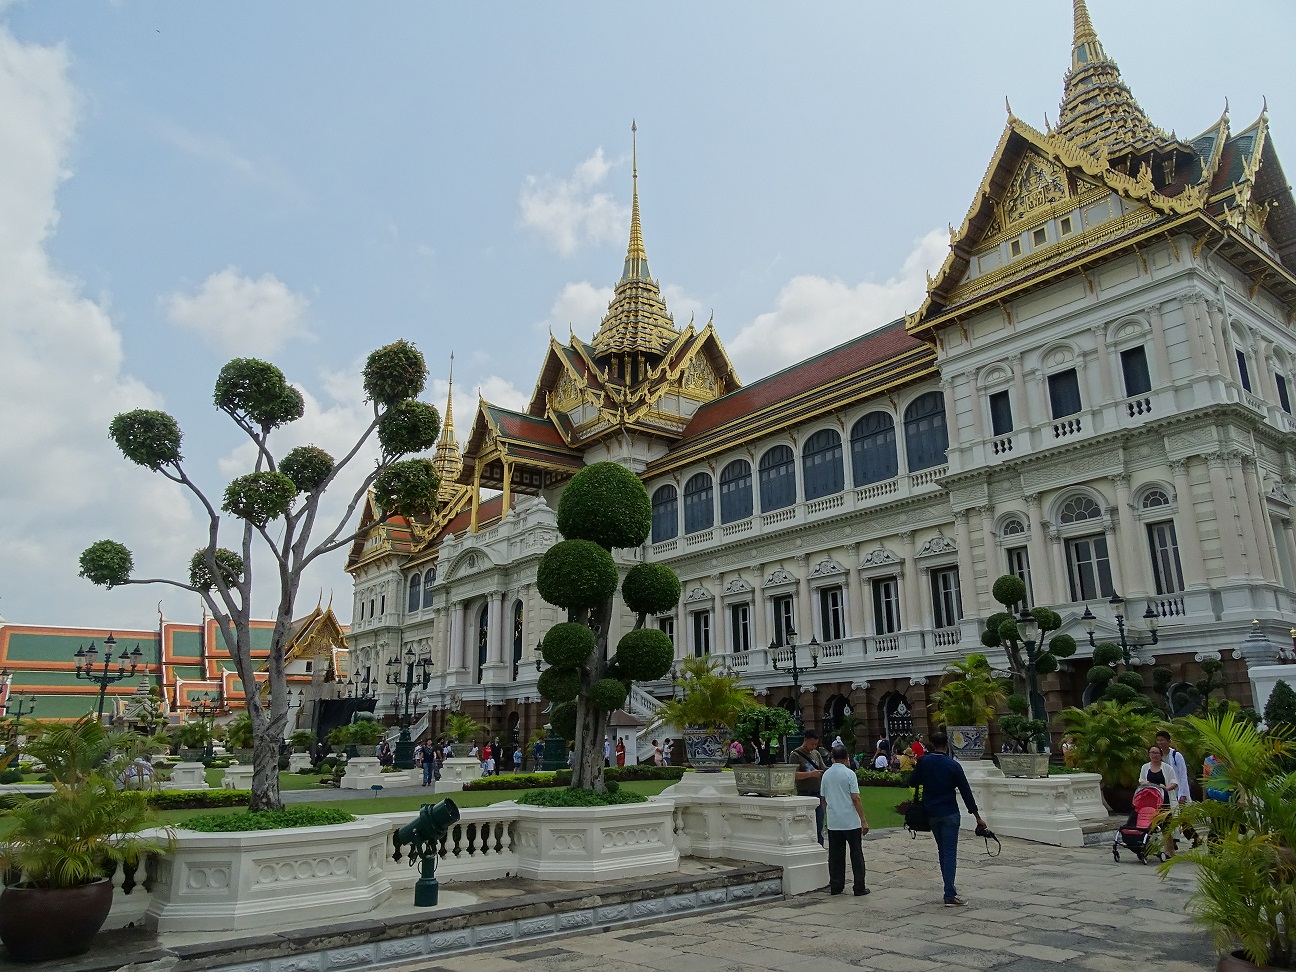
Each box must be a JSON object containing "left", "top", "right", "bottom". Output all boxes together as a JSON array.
[{"left": 1114, "top": 744, "right": 1180, "bottom": 864}]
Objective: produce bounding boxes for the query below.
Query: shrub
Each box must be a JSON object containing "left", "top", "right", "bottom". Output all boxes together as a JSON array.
[
  {"left": 180, "top": 806, "right": 356, "bottom": 832},
  {"left": 855, "top": 769, "right": 908, "bottom": 788},
  {"left": 517, "top": 786, "right": 648, "bottom": 807},
  {"left": 555, "top": 462, "right": 652, "bottom": 550},
  {"left": 621, "top": 562, "right": 682, "bottom": 616},
  {"left": 146, "top": 788, "right": 249, "bottom": 810},
  {"left": 541, "top": 622, "right": 596, "bottom": 669},
  {"left": 0, "top": 769, "right": 23, "bottom": 785},
  {"left": 614, "top": 628, "right": 674, "bottom": 682},
  {"left": 606, "top": 764, "right": 685, "bottom": 782},
  {"left": 464, "top": 772, "right": 563, "bottom": 792},
  {"left": 295, "top": 766, "right": 316, "bottom": 775},
  {"left": 536, "top": 539, "right": 618, "bottom": 610}
]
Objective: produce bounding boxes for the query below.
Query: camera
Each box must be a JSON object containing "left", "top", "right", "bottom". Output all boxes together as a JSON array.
[{"left": 975, "top": 823, "right": 996, "bottom": 840}]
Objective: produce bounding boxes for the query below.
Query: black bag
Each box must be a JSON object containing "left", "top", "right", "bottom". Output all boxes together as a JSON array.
[{"left": 905, "top": 784, "right": 931, "bottom": 833}]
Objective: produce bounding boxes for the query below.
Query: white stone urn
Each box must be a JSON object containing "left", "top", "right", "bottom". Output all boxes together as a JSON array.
[
  {"left": 731, "top": 763, "right": 798, "bottom": 797},
  {"left": 163, "top": 762, "right": 209, "bottom": 790},
  {"left": 997, "top": 753, "right": 1050, "bottom": 778}
]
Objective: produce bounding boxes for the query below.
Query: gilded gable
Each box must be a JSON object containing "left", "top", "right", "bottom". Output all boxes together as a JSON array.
[{"left": 1000, "top": 152, "right": 1071, "bottom": 230}]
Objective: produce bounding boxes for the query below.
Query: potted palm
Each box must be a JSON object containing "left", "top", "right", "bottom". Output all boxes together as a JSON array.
[
  {"left": 444, "top": 713, "right": 486, "bottom": 757},
  {"left": 996, "top": 694, "right": 1050, "bottom": 778},
  {"left": 1160, "top": 711, "right": 1296, "bottom": 970},
  {"left": 657, "top": 656, "right": 755, "bottom": 772},
  {"left": 731, "top": 704, "right": 800, "bottom": 796},
  {"left": 1058, "top": 699, "right": 1159, "bottom": 811},
  {"left": 0, "top": 717, "right": 171, "bottom": 962},
  {"left": 931, "top": 653, "right": 1007, "bottom": 761},
  {"left": 224, "top": 713, "right": 255, "bottom": 763}
]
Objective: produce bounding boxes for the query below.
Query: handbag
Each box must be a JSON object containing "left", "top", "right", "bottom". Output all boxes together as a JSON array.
[{"left": 904, "top": 784, "right": 931, "bottom": 833}]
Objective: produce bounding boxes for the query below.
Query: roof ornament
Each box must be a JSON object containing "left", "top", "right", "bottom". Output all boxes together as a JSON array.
[
  {"left": 621, "top": 119, "right": 650, "bottom": 284},
  {"left": 1004, "top": 96, "right": 1014, "bottom": 118}
]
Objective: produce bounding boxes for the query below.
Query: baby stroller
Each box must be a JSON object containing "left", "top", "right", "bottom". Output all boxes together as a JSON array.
[{"left": 1113, "top": 784, "right": 1166, "bottom": 864}]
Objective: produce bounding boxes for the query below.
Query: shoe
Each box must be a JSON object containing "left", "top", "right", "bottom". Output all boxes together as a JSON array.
[
  {"left": 854, "top": 888, "right": 870, "bottom": 896},
  {"left": 944, "top": 896, "right": 966, "bottom": 907},
  {"left": 829, "top": 889, "right": 843, "bottom": 896}
]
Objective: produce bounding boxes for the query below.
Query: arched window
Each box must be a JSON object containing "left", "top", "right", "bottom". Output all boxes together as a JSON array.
[
  {"left": 407, "top": 573, "right": 421, "bottom": 612},
  {"left": 477, "top": 604, "right": 489, "bottom": 684},
  {"left": 719, "top": 460, "right": 753, "bottom": 524},
  {"left": 1142, "top": 489, "right": 1172, "bottom": 510},
  {"left": 511, "top": 601, "right": 524, "bottom": 681},
  {"left": 683, "top": 473, "right": 714, "bottom": 534},
  {"left": 904, "top": 392, "right": 948, "bottom": 472},
  {"left": 651, "top": 485, "right": 679, "bottom": 543},
  {"left": 802, "top": 429, "right": 844, "bottom": 500},
  {"left": 1059, "top": 495, "right": 1103, "bottom": 524},
  {"left": 422, "top": 568, "right": 436, "bottom": 609},
  {"left": 850, "top": 412, "right": 898, "bottom": 486},
  {"left": 758, "top": 445, "right": 796, "bottom": 512},
  {"left": 1001, "top": 516, "right": 1026, "bottom": 537}
]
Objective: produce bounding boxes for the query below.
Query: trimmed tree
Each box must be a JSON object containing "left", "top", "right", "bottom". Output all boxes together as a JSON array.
[
  {"left": 535, "top": 463, "right": 679, "bottom": 793},
  {"left": 78, "top": 343, "right": 442, "bottom": 811}
]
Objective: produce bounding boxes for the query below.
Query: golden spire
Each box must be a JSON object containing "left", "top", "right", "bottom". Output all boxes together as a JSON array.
[
  {"left": 432, "top": 353, "right": 462, "bottom": 503},
  {"left": 1070, "top": 0, "right": 1103, "bottom": 70},
  {"left": 621, "top": 119, "right": 650, "bottom": 284}
]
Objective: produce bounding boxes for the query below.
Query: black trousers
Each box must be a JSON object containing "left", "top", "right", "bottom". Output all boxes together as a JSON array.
[{"left": 827, "top": 827, "right": 866, "bottom": 894}]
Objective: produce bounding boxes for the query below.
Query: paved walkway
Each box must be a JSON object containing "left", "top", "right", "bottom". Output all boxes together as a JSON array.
[{"left": 392, "top": 830, "right": 1213, "bottom": 972}]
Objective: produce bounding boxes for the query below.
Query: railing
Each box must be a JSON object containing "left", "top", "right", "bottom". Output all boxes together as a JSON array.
[
  {"left": 855, "top": 480, "right": 898, "bottom": 502},
  {"left": 1124, "top": 395, "right": 1152, "bottom": 418},
  {"left": 627, "top": 683, "right": 664, "bottom": 719},
  {"left": 387, "top": 712, "right": 430, "bottom": 746},
  {"left": 933, "top": 628, "right": 962, "bottom": 648},
  {"left": 761, "top": 508, "right": 796, "bottom": 526},
  {"left": 1053, "top": 417, "right": 1082, "bottom": 438},
  {"left": 1149, "top": 595, "right": 1187, "bottom": 619},
  {"left": 768, "top": 647, "right": 795, "bottom": 667},
  {"left": 805, "top": 494, "right": 844, "bottom": 515},
  {"left": 818, "top": 641, "right": 845, "bottom": 661},
  {"left": 909, "top": 466, "right": 947, "bottom": 489},
  {"left": 1244, "top": 392, "right": 1268, "bottom": 414},
  {"left": 651, "top": 539, "right": 679, "bottom": 555},
  {"left": 726, "top": 650, "right": 752, "bottom": 670},
  {"left": 869, "top": 635, "right": 899, "bottom": 654},
  {"left": 378, "top": 806, "right": 520, "bottom": 884},
  {"left": 1281, "top": 412, "right": 1296, "bottom": 434},
  {"left": 720, "top": 519, "right": 754, "bottom": 537},
  {"left": 992, "top": 435, "right": 1014, "bottom": 455},
  {"left": 102, "top": 856, "right": 153, "bottom": 931},
  {"left": 685, "top": 529, "right": 715, "bottom": 546}
]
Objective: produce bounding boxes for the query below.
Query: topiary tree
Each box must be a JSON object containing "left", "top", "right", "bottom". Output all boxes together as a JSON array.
[
  {"left": 78, "top": 342, "right": 442, "bottom": 812},
  {"left": 536, "top": 463, "right": 679, "bottom": 793},
  {"left": 733, "top": 704, "right": 800, "bottom": 764},
  {"left": 1264, "top": 679, "right": 1296, "bottom": 733}
]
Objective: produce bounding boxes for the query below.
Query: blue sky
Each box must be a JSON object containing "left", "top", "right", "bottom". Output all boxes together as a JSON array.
[{"left": 1, "top": 1, "right": 1292, "bottom": 630}]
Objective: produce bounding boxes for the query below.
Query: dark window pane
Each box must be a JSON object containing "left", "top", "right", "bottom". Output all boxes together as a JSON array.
[
  {"left": 903, "top": 391, "right": 949, "bottom": 472},
  {"left": 1279, "top": 375, "right": 1291, "bottom": 414},
  {"left": 758, "top": 445, "right": 796, "bottom": 512},
  {"left": 989, "top": 390, "right": 1013, "bottom": 436},
  {"left": 683, "top": 473, "right": 714, "bottom": 534},
  {"left": 1120, "top": 346, "right": 1152, "bottom": 397},
  {"left": 1048, "top": 369, "right": 1082, "bottom": 419},
  {"left": 719, "top": 460, "right": 753, "bottom": 524},
  {"left": 651, "top": 485, "right": 678, "bottom": 543},
  {"left": 850, "top": 412, "right": 898, "bottom": 486},
  {"left": 1237, "top": 350, "right": 1252, "bottom": 392},
  {"left": 408, "top": 573, "right": 421, "bottom": 612},
  {"left": 423, "top": 569, "right": 436, "bottom": 609},
  {"left": 802, "top": 429, "right": 845, "bottom": 500}
]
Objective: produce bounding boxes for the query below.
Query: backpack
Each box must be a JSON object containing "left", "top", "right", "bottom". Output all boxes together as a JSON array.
[{"left": 904, "top": 784, "right": 931, "bottom": 834}]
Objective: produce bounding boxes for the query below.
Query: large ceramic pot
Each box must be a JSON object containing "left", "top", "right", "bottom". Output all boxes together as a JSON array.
[
  {"left": 449, "top": 743, "right": 473, "bottom": 758},
  {"left": 1217, "top": 951, "right": 1270, "bottom": 971},
  {"left": 0, "top": 879, "right": 114, "bottom": 961},
  {"left": 947, "top": 726, "right": 988, "bottom": 762},
  {"left": 683, "top": 728, "right": 731, "bottom": 772},
  {"left": 997, "top": 753, "right": 1050, "bottom": 778},
  {"left": 732, "top": 762, "right": 798, "bottom": 796}
]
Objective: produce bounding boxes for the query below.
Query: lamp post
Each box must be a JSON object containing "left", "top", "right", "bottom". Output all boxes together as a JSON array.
[
  {"left": 387, "top": 646, "right": 431, "bottom": 769},
  {"left": 190, "top": 692, "right": 225, "bottom": 759},
  {"left": 1081, "top": 592, "right": 1159, "bottom": 667},
  {"left": 1013, "top": 610, "right": 1052, "bottom": 752},
  {"left": 1, "top": 674, "right": 36, "bottom": 756},
  {"left": 766, "top": 624, "right": 819, "bottom": 729},
  {"left": 73, "top": 633, "right": 143, "bottom": 722}
]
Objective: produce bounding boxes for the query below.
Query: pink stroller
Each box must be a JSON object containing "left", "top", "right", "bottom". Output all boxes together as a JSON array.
[{"left": 1113, "top": 784, "right": 1166, "bottom": 864}]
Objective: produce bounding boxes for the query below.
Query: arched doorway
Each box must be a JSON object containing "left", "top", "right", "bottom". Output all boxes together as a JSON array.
[
  {"left": 821, "top": 694, "right": 850, "bottom": 740},
  {"left": 878, "top": 691, "right": 914, "bottom": 746},
  {"left": 507, "top": 711, "right": 521, "bottom": 769}
]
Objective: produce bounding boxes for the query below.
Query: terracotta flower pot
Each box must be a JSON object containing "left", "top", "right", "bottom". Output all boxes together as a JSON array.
[{"left": 0, "top": 878, "right": 114, "bottom": 961}]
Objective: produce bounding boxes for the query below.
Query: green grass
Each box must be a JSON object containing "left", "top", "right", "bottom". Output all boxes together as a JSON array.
[
  {"left": 199, "top": 768, "right": 333, "bottom": 790},
  {"left": 858, "top": 787, "right": 905, "bottom": 828}
]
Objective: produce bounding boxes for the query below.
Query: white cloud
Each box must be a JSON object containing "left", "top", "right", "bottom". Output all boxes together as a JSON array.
[
  {"left": 165, "top": 267, "right": 311, "bottom": 356},
  {"left": 662, "top": 284, "right": 706, "bottom": 330},
  {"left": 519, "top": 148, "right": 629, "bottom": 256},
  {"left": 0, "top": 25, "right": 198, "bottom": 627},
  {"left": 538, "top": 281, "right": 613, "bottom": 338},
  {"left": 727, "top": 229, "right": 947, "bottom": 380}
]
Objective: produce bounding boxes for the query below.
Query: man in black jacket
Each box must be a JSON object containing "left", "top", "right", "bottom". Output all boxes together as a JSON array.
[
  {"left": 790, "top": 729, "right": 828, "bottom": 845},
  {"left": 907, "top": 731, "right": 987, "bottom": 906}
]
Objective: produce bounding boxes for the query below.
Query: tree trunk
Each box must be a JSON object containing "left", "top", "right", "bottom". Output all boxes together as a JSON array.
[
  {"left": 570, "top": 597, "right": 611, "bottom": 792},
  {"left": 249, "top": 709, "right": 283, "bottom": 811}
]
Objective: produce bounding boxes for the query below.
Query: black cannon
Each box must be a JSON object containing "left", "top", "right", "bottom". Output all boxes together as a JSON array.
[{"left": 392, "top": 798, "right": 460, "bottom": 906}]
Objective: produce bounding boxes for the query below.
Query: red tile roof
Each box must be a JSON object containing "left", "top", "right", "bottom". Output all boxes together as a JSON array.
[
  {"left": 435, "top": 494, "right": 506, "bottom": 542},
  {"left": 491, "top": 407, "right": 570, "bottom": 450},
  {"left": 680, "top": 320, "right": 924, "bottom": 440}
]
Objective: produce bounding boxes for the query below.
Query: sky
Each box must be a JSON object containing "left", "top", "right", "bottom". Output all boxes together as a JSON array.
[{"left": 1, "top": 1, "right": 1292, "bottom": 632}]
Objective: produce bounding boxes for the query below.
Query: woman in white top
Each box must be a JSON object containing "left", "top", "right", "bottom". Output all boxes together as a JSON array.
[
  {"left": 872, "top": 748, "right": 889, "bottom": 771},
  {"left": 1138, "top": 744, "right": 1178, "bottom": 807}
]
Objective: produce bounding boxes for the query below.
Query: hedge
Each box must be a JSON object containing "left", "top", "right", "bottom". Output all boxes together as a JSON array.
[
  {"left": 517, "top": 787, "right": 647, "bottom": 808},
  {"left": 855, "top": 769, "right": 909, "bottom": 788},
  {"left": 180, "top": 807, "right": 356, "bottom": 832},
  {"left": 146, "top": 788, "right": 250, "bottom": 810},
  {"left": 464, "top": 773, "right": 563, "bottom": 792},
  {"left": 462, "top": 764, "right": 685, "bottom": 792}
]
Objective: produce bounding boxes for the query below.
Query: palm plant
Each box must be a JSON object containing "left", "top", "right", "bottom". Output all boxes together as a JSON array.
[
  {"left": 444, "top": 713, "right": 486, "bottom": 744},
  {"left": 931, "top": 654, "right": 1007, "bottom": 727},
  {"left": 21, "top": 716, "right": 148, "bottom": 786},
  {"left": 657, "top": 655, "right": 755, "bottom": 731},
  {"left": 1058, "top": 700, "right": 1160, "bottom": 788},
  {"left": 1160, "top": 711, "right": 1296, "bottom": 968},
  {"left": 224, "top": 713, "right": 255, "bottom": 750}
]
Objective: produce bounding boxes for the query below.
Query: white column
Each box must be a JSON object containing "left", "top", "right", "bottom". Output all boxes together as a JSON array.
[
  {"left": 1146, "top": 302, "right": 1173, "bottom": 383},
  {"left": 1092, "top": 325, "right": 1116, "bottom": 403},
  {"left": 1011, "top": 355, "right": 1028, "bottom": 432},
  {"left": 1238, "top": 455, "right": 1280, "bottom": 584},
  {"left": 1207, "top": 453, "right": 1252, "bottom": 579},
  {"left": 711, "top": 573, "right": 725, "bottom": 655},
  {"left": 952, "top": 511, "right": 977, "bottom": 620},
  {"left": 796, "top": 554, "right": 813, "bottom": 639},
  {"left": 752, "top": 564, "right": 768, "bottom": 651},
  {"left": 976, "top": 505, "right": 997, "bottom": 616},
  {"left": 675, "top": 581, "right": 688, "bottom": 660},
  {"left": 941, "top": 377, "right": 960, "bottom": 449},
  {"left": 900, "top": 532, "right": 918, "bottom": 630},
  {"left": 449, "top": 602, "right": 464, "bottom": 670},
  {"left": 847, "top": 545, "right": 866, "bottom": 637},
  {"left": 1110, "top": 474, "right": 1146, "bottom": 598},
  {"left": 1169, "top": 459, "right": 1207, "bottom": 589},
  {"left": 1024, "top": 493, "right": 1055, "bottom": 605}
]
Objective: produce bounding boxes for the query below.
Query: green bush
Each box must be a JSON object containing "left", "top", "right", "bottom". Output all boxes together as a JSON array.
[
  {"left": 517, "top": 786, "right": 648, "bottom": 807},
  {"left": 537, "top": 666, "right": 582, "bottom": 704},
  {"left": 555, "top": 462, "right": 652, "bottom": 550},
  {"left": 181, "top": 806, "right": 356, "bottom": 832},
  {"left": 855, "top": 769, "right": 908, "bottom": 788},
  {"left": 621, "top": 562, "right": 682, "bottom": 616},
  {"left": 146, "top": 788, "right": 249, "bottom": 810},
  {"left": 0, "top": 769, "right": 23, "bottom": 785},
  {"left": 536, "top": 539, "right": 618, "bottom": 610},
  {"left": 614, "top": 628, "right": 674, "bottom": 681},
  {"left": 295, "top": 766, "right": 316, "bottom": 775},
  {"left": 607, "top": 764, "right": 684, "bottom": 782},
  {"left": 541, "top": 622, "right": 596, "bottom": 669},
  {"left": 464, "top": 772, "right": 563, "bottom": 791}
]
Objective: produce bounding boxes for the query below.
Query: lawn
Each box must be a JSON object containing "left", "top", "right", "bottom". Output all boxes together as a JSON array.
[
  {"left": 859, "top": 786, "right": 905, "bottom": 828},
  {"left": 201, "top": 768, "right": 328, "bottom": 790}
]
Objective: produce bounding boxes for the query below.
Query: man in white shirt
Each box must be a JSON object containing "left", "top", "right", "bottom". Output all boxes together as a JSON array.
[
  {"left": 821, "top": 744, "right": 870, "bottom": 895},
  {"left": 1157, "top": 729, "right": 1198, "bottom": 849}
]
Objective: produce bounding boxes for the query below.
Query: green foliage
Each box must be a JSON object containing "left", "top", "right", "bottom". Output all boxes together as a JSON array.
[
  {"left": 540, "top": 622, "right": 595, "bottom": 669},
  {"left": 1006, "top": 693, "right": 1029, "bottom": 716},
  {"left": 377, "top": 400, "right": 441, "bottom": 456},
  {"left": 998, "top": 714, "right": 1049, "bottom": 749},
  {"left": 21, "top": 717, "right": 149, "bottom": 787},
  {"left": 1104, "top": 682, "right": 1141, "bottom": 705},
  {"left": 537, "top": 666, "right": 582, "bottom": 705},
  {"left": 550, "top": 700, "right": 578, "bottom": 740},
  {"left": 181, "top": 806, "right": 356, "bottom": 832},
  {"left": 372, "top": 458, "right": 440, "bottom": 518},
  {"left": 996, "top": 617, "right": 1020, "bottom": 643},
  {"left": 1087, "top": 663, "right": 1116, "bottom": 684},
  {"left": 854, "top": 769, "right": 909, "bottom": 787},
  {"left": 144, "top": 788, "right": 253, "bottom": 810},
  {"left": 1116, "top": 670, "right": 1148, "bottom": 692},
  {"left": 0, "top": 768, "right": 23, "bottom": 785},
  {"left": 222, "top": 471, "right": 299, "bottom": 525},
  {"left": 109, "top": 409, "right": 184, "bottom": 469},
  {"left": 463, "top": 772, "right": 564, "bottom": 791},
  {"left": 444, "top": 713, "right": 487, "bottom": 743},
  {"left": 348, "top": 720, "right": 385, "bottom": 746},
  {"left": 1059, "top": 700, "right": 1160, "bottom": 788},
  {"left": 280, "top": 445, "right": 335, "bottom": 493},
  {"left": 78, "top": 539, "right": 134, "bottom": 587},
  {"left": 980, "top": 611, "right": 1012, "bottom": 648},
  {"left": 516, "top": 786, "right": 648, "bottom": 807},
  {"left": 536, "top": 538, "right": 618, "bottom": 610},
  {"left": 555, "top": 462, "right": 652, "bottom": 550},
  {"left": 213, "top": 358, "right": 305, "bottom": 427},
  {"left": 289, "top": 730, "right": 315, "bottom": 751},
  {"left": 224, "top": 714, "right": 255, "bottom": 750},
  {"left": 606, "top": 764, "right": 684, "bottom": 782},
  {"left": 363, "top": 339, "right": 427, "bottom": 406},
  {"left": 621, "top": 562, "right": 682, "bottom": 616},
  {"left": 588, "top": 677, "right": 628, "bottom": 712},
  {"left": 1032, "top": 607, "right": 1062, "bottom": 632},
  {"left": 1091, "top": 642, "right": 1122, "bottom": 666},
  {"left": 176, "top": 720, "right": 213, "bottom": 749},
  {"left": 614, "top": 628, "right": 674, "bottom": 682},
  {"left": 1264, "top": 680, "right": 1296, "bottom": 730},
  {"left": 1049, "top": 633, "right": 1076, "bottom": 658},
  {"left": 931, "top": 654, "right": 1007, "bottom": 727},
  {"left": 1033, "top": 652, "right": 1059, "bottom": 675},
  {"left": 188, "top": 547, "right": 244, "bottom": 591},
  {"left": 991, "top": 575, "right": 1026, "bottom": 607},
  {"left": 657, "top": 655, "right": 755, "bottom": 731}
]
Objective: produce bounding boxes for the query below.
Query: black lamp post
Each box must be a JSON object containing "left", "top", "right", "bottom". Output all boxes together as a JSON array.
[
  {"left": 1, "top": 673, "right": 36, "bottom": 756},
  {"left": 386, "top": 646, "right": 431, "bottom": 769},
  {"left": 74, "top": 633, "right": 142, "bottom": 722},
  {"left": 1081, "top": 592, "right": 1159, "bottom": 666},
  {"left": 1013, "top": 610, "right": 1051, "bottom": 751},
  {"left": 190, "top": 692, "right": 225, "bottom": 759},
  {"left": 767, "top": 624, "right": 819, "bottom": 729}
]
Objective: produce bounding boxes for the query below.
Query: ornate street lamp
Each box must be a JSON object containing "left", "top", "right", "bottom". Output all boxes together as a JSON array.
[
  {"left": 386, "top": 646, "right": 432, "bottom": 769},
  {"left": 766, "top": 624, "right": 819, "bottom": 729},
  {"left": 73, "top": 633, "right": 143, "bottom": 722},
  {"left": 189, "top": 692, "right": 225, "bottom": 759},
  {"left": 1081, "top": 592, "right": 1158, "bottom": 667}
]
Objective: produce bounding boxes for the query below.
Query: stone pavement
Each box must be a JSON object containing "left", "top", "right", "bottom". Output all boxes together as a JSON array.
[{"left": 389, "top": 830, "right": 1213, "bottom": 972}]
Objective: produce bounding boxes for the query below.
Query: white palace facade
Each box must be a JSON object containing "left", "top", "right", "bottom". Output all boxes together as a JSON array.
[{"left": 346, "top": 1, "right": 1296, "bottom": 755}]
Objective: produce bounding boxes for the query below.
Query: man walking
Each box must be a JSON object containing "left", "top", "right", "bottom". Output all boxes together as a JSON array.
[
  {"left": 822, "top": 744, "right": 870, "bottom": 896},
  {"left": 1156, "top": 728, "right": 1197, "bottom": 849},
  {"left": 907, "top": 730, "right": 986, "bottom": 906},
  {"left": 791, "top": 729, "right": 829, "bottom": 845}
]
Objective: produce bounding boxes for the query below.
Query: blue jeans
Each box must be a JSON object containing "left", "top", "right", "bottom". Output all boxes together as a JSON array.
[
  {"left": 422, "top": 761, "right": 434, "bottom": 785},
  {"left": 929, "top": 813, "right": 962, "bottom": 900}
]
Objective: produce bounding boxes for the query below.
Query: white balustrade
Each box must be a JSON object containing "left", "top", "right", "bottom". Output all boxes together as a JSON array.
[
  {"left": 805, "top": 494, "right": 844, "bottom": 515},
  {"left": 855, "top": 479, "right": 898, "bottom": 502},
  {"left": 761, "top": 508, "right": 796, "bottom": 526},
  {"left": 684, "top": 529, "right": 715, "bottom": 546},
  {"left": 933, "top": 628, "right": 962, "bottom": 648},
  {"left": 908, "top": 466, "right": 947, "bottom": 489},
  {"left": 720, "top": 519, "right": 754, "bottom": 537},
  {"left": 818, "top": 641, "right": 845, "bottom": 661},
  {"left": 869, "top": 635, "right": 899, "bottom": 654}
]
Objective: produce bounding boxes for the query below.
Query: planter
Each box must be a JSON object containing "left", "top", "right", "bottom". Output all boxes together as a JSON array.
[
  {"left": 230, "top": 749, "right": 254, "bottom": 765},
  {"left": 0, "top": 879, "right": 113, "bottom": 961},
  {"left": 1218, "top": 951, "right": 1274, "bottom": 971},
  {"left": 947, "top": 725, "right": 988, "bottom": 762},
  {"left": 683, "top": 728, "right": 731, "bottom": 773},
  {"left": 510, "top": 798, "right": 678, "bottom": 882},
  {"left": 449, "top": 743, "right": 473, "bottom": 758},
  {"left": 732, "top": 763, "right": 798, "bottom": 797},
  {"left": 997, "top": 753, "right": 1050, "bottom": 779}
]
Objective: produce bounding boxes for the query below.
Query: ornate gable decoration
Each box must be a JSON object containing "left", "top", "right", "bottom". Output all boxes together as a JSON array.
[
  {"left": 684, "top": 585, "right": 713, "bottom": 603},
  {"left": 1000, "top": 152, "right": 1070, "bottom": 231},
  {"left": 765, "top": 568, "right": 796, "bottom": 587},
  {"left": 680, "top": 353, "right": 719, "bottom": 398},
  {"left": 917, "top": 535, "right": 958, "bottom": 558},
  {"left": 859, "top": 548, "right": 899, "bottom": 568},
  {"left": 723, "top": 578, "right": 753, "bottom": 595},
  {"left": 810, "top": 558, "right": 844, "bottom": 578},
  {"left": 552, "top": 370, "right": 584, "bottom": 412}
]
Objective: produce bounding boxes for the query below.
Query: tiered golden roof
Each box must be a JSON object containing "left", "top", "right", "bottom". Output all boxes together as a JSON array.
[{"left": 431, "top": 353, "right": 464, "bottom": 505}]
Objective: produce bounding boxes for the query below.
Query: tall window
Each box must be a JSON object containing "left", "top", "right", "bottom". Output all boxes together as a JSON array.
[
  {"left": 651, "top": 485, "right": 679, "bottom": 543},
  {"left": 1120, "top": 346, "right": 1152, "bottom": 397},
  {"left": 1048, "top": 369, "right": 1083, "bottom": 418},
  {"left": 802, "top": 429, "right": 845, "bottom": 500},
  {"left": 904, "top": 392, "right": 949, "bottom": 472},
  {"left": 1147, "top": 522, "right": 1185, "bottom": 595},
  {"left": 1005, "top": 546, "right": 1033, "bottom": 609},
  {"left": 1279, "top": 374, "right": 1292, "bottom": 414},
  {"left": 407, "top": 573, "right": 421, "bottom": 612},
  {"left": 1066, "top": 534, "right": 1114, "bottom": 601},
  {"left": 692, "top": 611, "right": 711, "bottom": 657},
  {"left": 422, "top": 568, "right": 436, "bottom": 609},
  {"left": 872, "top": 577, "right": 900, "bottom": 634},
  {"left": 818, "top": 586, "right": 845, "bottom": 640},
  {"left": 772, "top": 594, "right": 795, "bottom": 646},
  {"left": 379, "top": 595, "right": 385, "bottom": 616},
  {"left": 657, "top": 616, "right": 675, "bottom": 647},
  {"left": 511, "top": 601, "right": 524, "bottom": 681},
  {"left": 850, "top": 412, "right": 898, "bottom": 486},
  {"left": 477, "top": 604, "right": 489, "bottom": 683},
  {"left": 1236, "top": 349, "right": 1253, "bottom": 392},
  {"left": 758, "top": 446, "right": 796, "bottom": 512},
  {"left": 989, "top": 390, "right": 1013, "bottom": 436},
  {"left": 683, "top": 473, "right": 714, "bottom": 534},
  {"left": 930, "top": 568, "right": 963, "bottom": 629},
  {"left": 719, "top": 460, "right": 753, "bottom": 524},
  {"left": 730, "top": 604, "right": 751, "bottom": 652}
]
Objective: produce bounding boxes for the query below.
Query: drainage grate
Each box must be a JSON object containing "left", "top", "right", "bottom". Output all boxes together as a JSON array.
[
  {"left": 505, "top": 947, "right": 575, "bottom": 962},
  {"left": 616, "top": 929, "right": 675, "bottom": 942}
]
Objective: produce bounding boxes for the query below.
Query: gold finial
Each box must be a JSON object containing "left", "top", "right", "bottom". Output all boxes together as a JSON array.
[
  {"left": 1005, "top": 95, "right": 1013, "bottom": 117},
  {"left": 441, "top": 352, "right": 455, "bottom": 441},
  {"left": 1071, "top": 0, "right": 1104, "bottom": 70},
  {"left": 622, "top": 119, "right": 648, "bottom": 283}
]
